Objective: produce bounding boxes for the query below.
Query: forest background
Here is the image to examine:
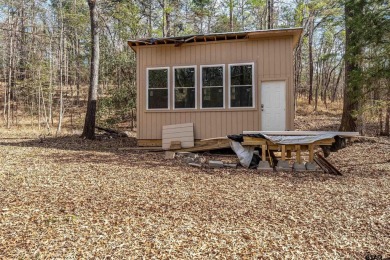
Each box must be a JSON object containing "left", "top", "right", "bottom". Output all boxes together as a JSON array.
[{"left": 0, "top": 0, "right": 389, "bottom": 136}]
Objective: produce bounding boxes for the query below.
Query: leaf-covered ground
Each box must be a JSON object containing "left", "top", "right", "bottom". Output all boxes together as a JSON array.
[{"left": 0, "top": 126, "right": 389, "bottom": 258}]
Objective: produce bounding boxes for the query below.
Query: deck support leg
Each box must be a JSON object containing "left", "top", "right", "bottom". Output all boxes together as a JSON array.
[
  {"left": 309, "top": 144, "right": 314, "bottom": 163},
  {"left": 281, "top": 145, "right": 286, "bottom": 161},
  {"left": 262, "top": 145, "right": 267, "bottom": 161},
  {"left": 295, "top": 145, "right": 301, "bottom": 164}
]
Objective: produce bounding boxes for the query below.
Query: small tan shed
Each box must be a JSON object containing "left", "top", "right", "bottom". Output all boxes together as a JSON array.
[{"left": 128, "top": 28, "right": 302, "bottom": 146}]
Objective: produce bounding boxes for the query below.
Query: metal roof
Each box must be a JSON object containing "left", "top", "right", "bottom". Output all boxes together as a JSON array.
[{"left": 127, "top": 27, "right": 303, "bottom": 50}]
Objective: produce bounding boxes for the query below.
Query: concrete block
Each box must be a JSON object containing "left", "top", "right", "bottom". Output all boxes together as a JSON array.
[
  {"left": 305, "top": 162, "right": 319, "bottom": 171},
  {"left": 275, "top": 160, "right": 291, "bottom": 172},
  {"left": 164, "top": 151, "right": 176, "bottom": 160},
  {"left": 189, "top": 163, "right": 202, "bottom": 168},
  {"left": 277, "top": 160, "right": 290, "bottom": 169},
  {"left": 209, "top": 160, "right": 224, "bottom": 168},
  {"left": 224, "top": 163, "right": 238, "bottom": 168},
  {"left": 293, "top": 162, "right": 306, "bottom": 172},
  {"left": 257, "top": 161, "right": 273, "bottom": 171}
]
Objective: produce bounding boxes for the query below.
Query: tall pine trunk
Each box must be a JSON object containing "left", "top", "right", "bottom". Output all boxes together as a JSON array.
[
  {"left": 81, "top": 0, "right": 99, "bottom": 139},
  {"left": 339, "top": 0, "right": 364, "bottom": 132}
]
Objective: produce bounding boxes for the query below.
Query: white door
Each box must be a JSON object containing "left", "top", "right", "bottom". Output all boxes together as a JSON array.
[{"left": 261, "top": 81, "right": 286, "bottom": 131}]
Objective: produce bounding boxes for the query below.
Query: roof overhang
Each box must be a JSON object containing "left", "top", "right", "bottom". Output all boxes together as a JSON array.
[{"left": 127, "top": 28, "right": 303, "bottom": 52}]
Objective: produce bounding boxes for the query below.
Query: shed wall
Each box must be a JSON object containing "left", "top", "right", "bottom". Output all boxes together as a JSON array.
[{"left": 136, "top": 36, "right": 294, "bottom": 140}]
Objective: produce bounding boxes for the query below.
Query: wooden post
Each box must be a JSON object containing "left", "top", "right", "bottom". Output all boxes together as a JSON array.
[
  {"left": 295, "top": 145, "right": 301, "bottom": 164},
  {"left": 281, "top": 145, "right": 286, "bottom": 161},
  {"left": 309, "top": 144, "right": 314, "bottom": 162},
  {"left": 262, "top": 145, "right": 267, "bottom": 161}
]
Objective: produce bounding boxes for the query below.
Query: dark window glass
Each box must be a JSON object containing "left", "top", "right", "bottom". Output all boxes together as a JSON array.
[
  {"left": 148, "top": 89, "right": 168, "bottom": 109},
  {"left": 201, "top": 66, "right": 224, "bottom": 108},
  {"left": 202, "top": 88, "right": 223, "bottom": 108},
  {"left": 174, "top": 67, "right": 196, "bottom": 109},
  {"left": 175, "top": 88, "right": 195, "bottom": 109},
  {"left": 148, "top": 68, "right": 168, "bottom": 109},
  {"left": 202, "top": 66, "right": 223, "bottom": 87},
  {"left": 230, "top": 65, "right": 252, "bottom": 86},
  {"left": 175, "top": 67, "right": 195, "bottom": 88},
  {"left": 230, "top": 64, "right": 253, "bottom": 107},
  {"left": 148, "top": 69, "right": 168, "bottom": 89},
  {"left": 230, "top": 86, "right": 253, "bottom": 107}
]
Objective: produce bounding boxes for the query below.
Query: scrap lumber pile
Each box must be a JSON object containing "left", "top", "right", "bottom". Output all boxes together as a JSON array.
[
  {"left": 160, "top": 123, "right": 359, "bottom": 174},
  {"left": 175, "top": 137, "right": 231, "bottom": 152},
  {"left": 314, "top": 152, "right": 342, "bottom": 175},
  {"left": 230, "top": 131, "right": 359, "bottom": 173}
]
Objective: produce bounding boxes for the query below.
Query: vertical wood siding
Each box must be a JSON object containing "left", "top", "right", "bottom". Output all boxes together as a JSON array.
[{"left": 137, "top": 37, "right": 294, "bottom": 140}]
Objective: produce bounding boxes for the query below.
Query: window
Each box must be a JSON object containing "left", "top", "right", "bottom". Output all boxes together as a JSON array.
[
  {"left": 201, "top": 65, "right": 224, "bottom": 108},
  {"left": 174, "top": 66, "right": 196, "bottom": 109},
  {"left": 229, "top": 63, "right": 254, "bottom": 108},
  {"left": 147, "top": 68, "right": 169, "bottom": 109}
]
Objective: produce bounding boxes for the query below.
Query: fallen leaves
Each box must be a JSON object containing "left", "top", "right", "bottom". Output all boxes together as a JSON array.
[{"left": 0, "top": 127, "right": 389, "bottom": 258}]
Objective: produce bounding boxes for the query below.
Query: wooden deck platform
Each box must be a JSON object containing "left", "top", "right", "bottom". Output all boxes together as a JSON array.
[{"left": 240, "top": 136, "right": 336, "bottom": 163}]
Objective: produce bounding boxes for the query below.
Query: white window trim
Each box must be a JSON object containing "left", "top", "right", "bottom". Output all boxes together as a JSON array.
[
  {"left": 228, "top": 62, "right": 255, "bottom": 109},
  {"left": 200, "top": 64, "right": 225, "bottom": 109},
  {"left": 146, "top": 67, "right": 170, "bottom": 110},
  {"left": 173, "top": 65, "right": 197, "bottom": 110}
]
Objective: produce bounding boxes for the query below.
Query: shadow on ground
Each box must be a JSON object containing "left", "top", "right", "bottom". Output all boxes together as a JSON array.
[{"left": 0, "top": 134, "right": 137, "bottom": 153}]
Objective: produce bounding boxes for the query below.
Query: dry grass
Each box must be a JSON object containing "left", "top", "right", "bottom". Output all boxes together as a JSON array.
[{"left": 1, "top": 104, "right": 390, "bottom": 258}]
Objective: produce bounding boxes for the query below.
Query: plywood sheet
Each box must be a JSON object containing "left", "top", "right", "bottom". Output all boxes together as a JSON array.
[
  {"left": 162, "top": 123, "right": 194, "bottom": 150},
  {"left": 243, "top": 131, "right": 359, "bottom": 137}
]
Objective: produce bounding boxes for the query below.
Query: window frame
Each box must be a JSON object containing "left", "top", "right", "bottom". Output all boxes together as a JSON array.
[
  {"left": 200, "top": 64, "right": 225, "bottom": 109},
  {"left": 173, "top": 65, "right": 197, "bottom": 110},
  {"left": 228, "top": 62, "right": 255, "bottom": 109},
  {"left": 146, "top": 67, "right": 170, "bottom": 110}
]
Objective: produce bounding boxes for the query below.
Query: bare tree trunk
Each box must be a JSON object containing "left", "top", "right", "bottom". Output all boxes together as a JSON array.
[
  {"left": 7, "top": 12, "right": 14, "bottom": 129},
  {"left": 159, "top": 0, "right": 171, "bottom": 37},
  {"left": 76, "top": 37, "right": 80, "bottom": 105},
  {"left": 41, "top": 85, "right": 50, "bottom": 132},
  {"left": 38, "top": 73, "right": 41, "bottom": 130},
  {"left": 148, "top": 0, "right": 152, "bottom": 36},
  {"left": 81, "top": 0, "right": 100, "bottom": 139},
  {"left": 2, "top": 49, "right": 7, "bottom": 124},
  {"left": 267, "top": 0, "right": 273, "bottom": 29},
  {"left": 49, "top": 37, "right": 53, "bottom": 126},
  {"left": 165, "top": 6, "right": 171, "bottom": 37},
  {"left": 385, "top": 88, "right": 390, "bottom": 136},
  {"left": 240, "top": 0, "right": 245, "bottom": 30},
  {"left": 331, "top": 66, "right": 343, "bottom": 102},
  {"left": 308, "top": 14, "right": 314, "bottom": 105},
  {"left": 229, "top": 0, "right": 234, "bottom": 31},
  {"left": 314, "top": 58, "right": 320, "bottom": 111},
  {"left": 323, "top": 61, "right": 341, "bottom": 107},
  {"left": 56, "top": 3, "right": 65, "bottom": 136}
]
